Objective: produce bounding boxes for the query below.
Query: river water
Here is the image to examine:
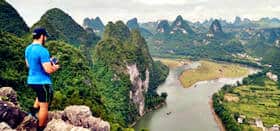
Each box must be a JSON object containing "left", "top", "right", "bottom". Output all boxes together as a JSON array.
[{"left": 134, "top": 61, "right": 258, "bottom": 131}]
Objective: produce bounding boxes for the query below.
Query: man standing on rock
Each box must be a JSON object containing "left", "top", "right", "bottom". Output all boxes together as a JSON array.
[{"left": 25, "top": 28, "right": 59, "bottom": 131}]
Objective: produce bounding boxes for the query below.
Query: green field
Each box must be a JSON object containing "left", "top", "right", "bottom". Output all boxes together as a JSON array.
[
  {"left": 179, "top": 60, "right": 249, "bottom": 88},
  {"left": 153, "top": 57, "right": 190, "bottom": 68},
  {"left": 224, "top": 79, "right": 280, "bottom": 127}
]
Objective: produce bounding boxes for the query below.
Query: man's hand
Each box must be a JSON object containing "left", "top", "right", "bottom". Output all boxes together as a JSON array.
[
  {"left": 42, "top": 62, "right": 60, "bottom": 74},
  {"left": 53, "top": 64, "right": 60, "bottom": 71}
]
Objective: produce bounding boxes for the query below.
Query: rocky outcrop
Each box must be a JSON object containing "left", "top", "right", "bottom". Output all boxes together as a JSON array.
[
  {"left": 0, "top": 87, "right": 110, "bottom": 131},
  {"left": 47, "top": 106, "right": 110, "bottom": 131},
  {"left": 83, "top": 17, "right": 105, "bottom": 35},
  {"left": 0, "top": 122, "right": 15, "bottom": 131},
  {"left": 45, "top": 119, "right": 89, "bottom": 131},
  {"left": 0, "top": 96, "right": 37, "bottom": 130},
  {"left": 126, "top": 18, "right": 153, "bottom": 38},
  {"left": 170, "top": 15, "right": 194, "bottom": 35},
  {"left": 208, "top": 19, "right": 226, "bottom": 38},
  {"left": 0, "top": 87, "right": 18, "bottom": 105},
  {"left": 127, "top": 18, "right": 140, "bottom": 30},
  {"left": 156, "top": 20, "right": 170, "bottom": 33},
  {"left": 63, "top": 105, "right": 110, "bottom": 130},
  {"left": 254, "top": 28, "right": 280, "bottom": 43},
  {"left": 127, "top": 64, "right": 150, "bottom": 116}
]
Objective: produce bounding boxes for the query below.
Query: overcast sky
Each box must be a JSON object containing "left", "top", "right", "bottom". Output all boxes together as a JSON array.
[{"left": 6, "top": 0, "right": 280, "bottom": 27}]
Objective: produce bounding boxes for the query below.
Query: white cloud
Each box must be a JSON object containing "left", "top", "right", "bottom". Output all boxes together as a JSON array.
[
  {"left": 132, "top": 0, "right": 207, "bottom": 5},
  {"left": 5, "top": 0, "right": 280, "bottom": 27}
]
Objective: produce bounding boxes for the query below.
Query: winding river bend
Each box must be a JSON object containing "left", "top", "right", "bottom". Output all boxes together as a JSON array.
[{"left": 134, "top": 61, "right": 258, "bottom": 131}]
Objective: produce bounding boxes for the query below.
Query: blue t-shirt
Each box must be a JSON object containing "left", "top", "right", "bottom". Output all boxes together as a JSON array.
[{"left": 25, "top": 43, "right": 52, "bottom": 84}]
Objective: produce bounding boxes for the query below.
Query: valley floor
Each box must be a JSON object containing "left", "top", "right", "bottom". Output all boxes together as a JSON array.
[
  {"left": 179, "top": 60, "right": 249, "bottom": 88},
  {"left": 153, "top": 57, "right": 191, "bottom": 68}
]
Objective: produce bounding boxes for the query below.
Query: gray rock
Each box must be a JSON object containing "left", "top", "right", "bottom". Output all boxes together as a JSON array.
[
  {"left": 16, "top": 115, "right": 37, "bottom": 131},
  {"left": 0, "top": 101, "right": 27, "bottom": 128},
  {"left": 0, "top": 87, "right": 18, "bottom": 105},
  {"left": 0, "top": 87, "right": 110, "bottom": 131},
  {"left": 127, "top": 64, "right": 149, "bottom": 116},
  {"left": 0, "top": 122, "right": 15, "bottom": 131},
  {"left": 63, "top": 105, "right": 110, "bottom": 131},
  {"left": 64, "top": 105, "right": 92, "bottom": 125},
  {"left": 48, "top": 111, "right": 64, "bottom": 121},
  {"left": 45, "top": 119, "right": 89, "bottom": 131}
]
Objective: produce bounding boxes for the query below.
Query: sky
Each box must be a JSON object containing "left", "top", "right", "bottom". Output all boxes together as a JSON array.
[{"left": 6, "top": 0, "right": 280, "bottom": 27}]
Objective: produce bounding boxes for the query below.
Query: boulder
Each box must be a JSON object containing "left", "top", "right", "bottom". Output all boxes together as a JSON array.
[
  {"left": 63, "top": 105, "right": 110, "bottom": 131},
  {"left": 16, "top": 115, "right": 37, "bottom": 131},
  {"left": 0, "top": 122, "right": 15, "bottom": 131},
  {"left": 64, "top": 105, "right": 92, "bottom": 125},
  {"left": 0, "top": 101, "right": 27, "bottom": 128},
  {"left": 45, "top": 119, "right": 89, "bottom": 131},
  {"left": 0, "top": 87, "right": 18, "bottom": 105},
  {"left": 0, "top": 87, "right": 110, "bottom": 131},
  {"left": 48, "top": 111, "right": 64, "bottom": 121}
]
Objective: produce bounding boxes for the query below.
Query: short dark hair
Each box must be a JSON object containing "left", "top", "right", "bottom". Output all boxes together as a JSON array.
[{"left": 32, "top": 34, "right": 42, "bottom": 40}]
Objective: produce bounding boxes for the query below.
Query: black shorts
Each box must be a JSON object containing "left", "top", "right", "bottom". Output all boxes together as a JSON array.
[{"left": 29, "top": 84, "right": 53, "bottom": 103}]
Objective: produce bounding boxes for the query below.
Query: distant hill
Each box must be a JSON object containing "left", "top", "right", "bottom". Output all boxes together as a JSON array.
[
  {"left": 170, "top": 15, "right": 194, "bottom": 35},
  {"left": 0, "top": 0, "right": 29, "bottom": 37},
  {"left": 127, "top": 18, "right": 139, "bottom": 29},
  {"left": 32, "top": 8, "right": 99, "bottom": 46},
  {"left": 126, "top": 18, "right": 153, "bottom": 38},
  {"left": 156, "top": 20, "right": 171, "bottom": 34},
  {"left": 208, "top": 19, "right": 226, "bottom": 39},
  {"left": 93, "top": 21, "right": 168, "bottom": 126},
  {"left": 83, "top": 17, "right": 105, "bottom": 36},
  {"left": 252, "top": 28, "right": 280, "bottom": 44},
  {"left": 140, "top": 21, "right": 158, "bottom": 34},
  {"left": 151, "top": 15, "right": 196, "bottom": 46},
  {"left": 256, "top": 17, "right": 280, "bottom": 28}
]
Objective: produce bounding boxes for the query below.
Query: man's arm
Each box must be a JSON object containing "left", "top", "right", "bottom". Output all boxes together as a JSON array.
[
  {"left": 40, "top": 49, "right": 59, "bottom": 74},
  {"left": 25, "top": 59, "right": 29, "bottom": 68},
  {"left": 42, "top": 62, "right": 59, "bottom": 74}
]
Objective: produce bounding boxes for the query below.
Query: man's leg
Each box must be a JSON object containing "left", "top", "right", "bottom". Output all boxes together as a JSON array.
[
  {"left": 37, "top": 102, "right": 49, "bottom": 131},
  {"left": 30, "top": 85, "right": 40, "bottom": 117},
  {"left": 38, "top": 102, "right": 48, "bottom": 127},
  {"left": 33, "top": 97, "right": 39, "bottom": 108},
  {"left": 37, "top": 84, "right": 53, "bottom": 130},
  {"left": 30, "top": 97, "right": 40, "bottom": 117}
]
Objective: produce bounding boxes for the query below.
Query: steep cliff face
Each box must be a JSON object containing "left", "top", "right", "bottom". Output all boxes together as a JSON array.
[
  {"left": 156, "top": 20, "right": 170, "bottom": 33},
  {"left": 208, "top": 19, "right": 226, "bottom": 39},
  {"left": 127, "top": 64, "right": 149, "bottom": 116},
  {"left": 83, "top": 17, "right": 105, "bottom": 36},
  {"left": 93, "top": 21, "right": 168, "bottom": 126},
  {"left": 170, "top": 15, "right": 194, "bottom": 35}
]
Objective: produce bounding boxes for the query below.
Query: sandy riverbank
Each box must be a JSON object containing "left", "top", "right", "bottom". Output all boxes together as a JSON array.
[{"left": 179, "top": 60, "right": 249, "bottom": 88}]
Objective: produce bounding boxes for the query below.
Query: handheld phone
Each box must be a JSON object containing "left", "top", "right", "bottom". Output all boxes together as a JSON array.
[{"left": 51, "top": 58, "right": 58, "bottom": 64}]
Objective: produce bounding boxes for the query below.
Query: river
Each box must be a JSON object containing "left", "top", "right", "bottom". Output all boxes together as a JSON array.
[{"left": 134, "top": 61, "right": 258, "bottom": 131}]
